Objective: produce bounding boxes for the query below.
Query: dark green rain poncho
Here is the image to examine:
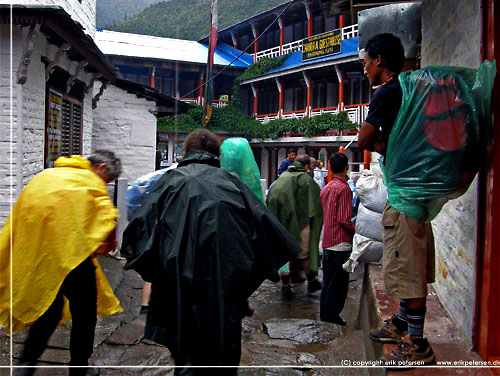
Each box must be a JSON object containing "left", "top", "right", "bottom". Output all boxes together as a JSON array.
[
  {"left": 121, "top": 151, "right": 300, "bottom": 374},
  {"left": 266, "top": 161, "right": 323, "bottom": 274}
]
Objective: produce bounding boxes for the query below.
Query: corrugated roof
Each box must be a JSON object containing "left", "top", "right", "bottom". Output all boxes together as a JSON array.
[{"left": 96, "top": 30, "right": 252, "bottom": 68}]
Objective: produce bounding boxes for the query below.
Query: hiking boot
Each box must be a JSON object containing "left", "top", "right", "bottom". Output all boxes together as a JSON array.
[
  {"left": 369, "top": 314, "right": 407, "bottom": 344},
  {"left": 307, "top": 278, "right": 322, "bottom": 294},
  {"left": 382, "top": 335, "right": 436, "bottom": 370},
  {"left": 281, "top": 284, "right": 294, "bottom": 300}
]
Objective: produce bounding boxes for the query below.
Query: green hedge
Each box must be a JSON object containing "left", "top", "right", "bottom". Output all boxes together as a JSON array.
[
  {"left": 157, "top": 106, "right": 357, "bottom": 139},
  {"left": 157, "top": 55, "right": 357, "bottom": 139}
]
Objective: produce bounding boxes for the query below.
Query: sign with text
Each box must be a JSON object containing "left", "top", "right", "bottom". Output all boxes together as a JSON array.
[
  {"left": 47, "top": 89, "right": 63, "bottom": 168},
  {"left": 302, "top": 29, "right": 342, "bottom": 61}
]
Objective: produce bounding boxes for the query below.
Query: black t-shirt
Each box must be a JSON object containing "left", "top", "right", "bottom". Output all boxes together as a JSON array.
[{"left": 365, "top": 76, "right": 403, "bottom": 152}]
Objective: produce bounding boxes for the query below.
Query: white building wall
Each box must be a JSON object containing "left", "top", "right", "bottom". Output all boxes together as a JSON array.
[
  {"left": 6, "top": 0, "right": 96, "bottom": 39},
  {"left": 92, "top": 84, "right": 157, "bottom": 182},
  {"left": 421, "top": 0, "right": 482, "bottom": 346},
  {"left": 0, "top": 24, "right": 96, "bottom": 225}
]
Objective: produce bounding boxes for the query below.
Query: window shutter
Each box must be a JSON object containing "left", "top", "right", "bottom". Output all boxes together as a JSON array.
[
  {"left": 61, "top": 100, "right": 71, "bottom": 157},
  {"left": 71, "top": 103, "right": 82, "bottom": 155}
]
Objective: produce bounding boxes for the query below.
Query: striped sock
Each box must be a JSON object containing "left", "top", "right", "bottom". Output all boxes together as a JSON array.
[
  {"left": 391, "top": 299, "right": 409, "bottom": 332},
  {"left": 407, "top": 306, "right": 426, "bottom": 338},
  {"left": 397, "top": 299, "right": 409, "bottom": 322}
]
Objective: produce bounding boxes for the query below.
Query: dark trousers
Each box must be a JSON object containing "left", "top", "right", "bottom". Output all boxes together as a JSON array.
[
  {"left": 320, "top": 250, "right": 351, "bottom": 322},
  {"left": 19, "top": 257, "right": 97, "bottom": 374}
]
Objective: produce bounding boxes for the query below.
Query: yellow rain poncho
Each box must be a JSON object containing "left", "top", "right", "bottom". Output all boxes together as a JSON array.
[{"left": 0, "top": 156, "right": 122, "bottom": 333}]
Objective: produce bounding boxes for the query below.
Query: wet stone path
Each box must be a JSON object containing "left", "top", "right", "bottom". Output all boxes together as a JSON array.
[{"left": 1, "top": 256, "right": 368, "bottom": 375}]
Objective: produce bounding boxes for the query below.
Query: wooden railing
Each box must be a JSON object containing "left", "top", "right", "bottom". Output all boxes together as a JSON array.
[
  {"left": 255, "top": 113, "right": 280, "bottom": 123},
  {"left": 255, "top": 24, "right": 358, "bottom": 62},
  {"left": 282, "top": 110, "right": 307, "bottom": 120},
  {"left": 343, "top": 103, "right": 369, "bottom": 125},
  {"left": 255, "top": 103, "right": 369, "bottom": 126}
]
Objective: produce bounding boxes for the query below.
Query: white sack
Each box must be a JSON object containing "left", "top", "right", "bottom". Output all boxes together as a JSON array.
[
  {"left": 355, "top": 203, "right": 383, "bottom": 242},
  {"left": 343, "top": 234, "right": 383, "bottom": 273},
  {"left": 352, "top": 233, "right": 383, "bottom": 263},
  {"left": 356, "top": 168, "right": 387, "bottom": 213}
]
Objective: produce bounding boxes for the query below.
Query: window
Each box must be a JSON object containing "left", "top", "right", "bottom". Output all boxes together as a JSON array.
[
  {"left": 314, "top": 15, "right": 324, "bottom": 35},
  {"left": 46, "top": 89, "right": 83, "bottom": 168}
]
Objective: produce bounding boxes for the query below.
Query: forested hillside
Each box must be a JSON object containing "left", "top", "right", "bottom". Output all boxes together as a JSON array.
[
  {"left": 96, "top": 0, "right": 167, "bottom": 27},
  {"left": 105, "top": 0, "right": 290, "bottom": 40}
]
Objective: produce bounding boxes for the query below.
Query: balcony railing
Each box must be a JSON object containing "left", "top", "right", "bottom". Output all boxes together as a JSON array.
[
  {"left": 255, "top": 24, "right": 358, "bottom": 62},
  {"left": 344, "top": 103, "right": 369, "bottom": 125},
  {"left": 255, "top": 103, "right": 369, "bottom": 128},
  {"left": 175, "top": 98, "right": 229, "bottom": 108}
]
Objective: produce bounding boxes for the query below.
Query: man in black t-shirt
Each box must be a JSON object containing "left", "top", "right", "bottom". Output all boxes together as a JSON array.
[{"left": 358, "top": 33, "right": 436, "bottom": 367}]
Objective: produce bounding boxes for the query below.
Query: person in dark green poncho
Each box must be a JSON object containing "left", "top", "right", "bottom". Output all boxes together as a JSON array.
[
  {"left": 122, "top": 129, "right": 300, "bottom": 375},
  {"left": 266, "top": 154, "right": 323, "bottom": 300}
]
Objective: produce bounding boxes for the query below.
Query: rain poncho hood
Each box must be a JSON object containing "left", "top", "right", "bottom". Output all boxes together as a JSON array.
[
  {"left": 0, "top": 155, "right": 122, "bottom": 332},
  {"left": 266, "top": 162, "right": 323, "bottom": 273},
  {"left": 121, "top": 151, "right": 300, "bottom": 367},
  {"left": 220, "top": 137, "right": 265, "bottom": 203}
]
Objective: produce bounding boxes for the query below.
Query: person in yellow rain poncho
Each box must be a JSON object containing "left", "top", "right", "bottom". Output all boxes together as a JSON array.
[{"left": 0, "top": 151, "right": 123, "bottom": 376}]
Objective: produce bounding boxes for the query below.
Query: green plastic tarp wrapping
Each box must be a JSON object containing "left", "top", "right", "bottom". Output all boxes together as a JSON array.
[
  {"left": 381, "top": 61, "right": 496, "bottom": 222},
  {"left": 220, "top": 137, "right": 265, "bottom": 203}
]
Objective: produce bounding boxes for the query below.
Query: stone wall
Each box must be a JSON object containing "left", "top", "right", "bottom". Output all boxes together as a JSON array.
[
  {"left": 12, "top": 0, "right": 96, "bottom": 38},
  {"left": 421, "top": 0, "right": 482, "bottom": 346},
  {"left": 92, "top": 84, "right": 157, "bottom": 182}
]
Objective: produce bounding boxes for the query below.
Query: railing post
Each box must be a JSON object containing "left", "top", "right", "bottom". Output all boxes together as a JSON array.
[
  {"left": 278, "top": 16, "right": 284, "bottom": 56},
  {"left": 251, "top": 23, "right": 259, "bottom": 63},
  {"left": 114, "top": 177, "right": 128, "bottom": 251},
  {"left": 275, "top": 77, "right": 283, "bottom": 119},
  {"left": 251, "top": 83, "right": 258, "bottom": 117}
]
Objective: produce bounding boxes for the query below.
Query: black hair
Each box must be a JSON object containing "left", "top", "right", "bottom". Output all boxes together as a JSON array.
[
  {"left": 364, "top": 33, "right": 405, "bottom": 74},
  {"left": 329, "top": 152, "right": 348, "bottom": 173},
  {"left": 288, "top": 149, "right": 297, "bottom": 154},
  {"left": 183, "top": 129, "right": 221, "bottom": 157}
]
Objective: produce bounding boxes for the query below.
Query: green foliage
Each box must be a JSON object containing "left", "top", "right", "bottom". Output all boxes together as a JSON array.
[
  {"left": 157, "top": 105, "right": 357, "bottom": 140},
  {"left": 97, "top": 0, "right": 166, "bottom": 27},
  {"left": 236, "top": 55, "right": 289, "bottom": 83},
  {"left": 106, "top": 0, "right": 290, "bottom": 41}
]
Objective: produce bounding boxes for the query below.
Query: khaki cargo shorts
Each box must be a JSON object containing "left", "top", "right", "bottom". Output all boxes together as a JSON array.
[
  {"left": 296, "top": 225, "right": 311, "bottom": 260},
  {"left": 382, "top": 204, "right": 435, "bottom": 299}
]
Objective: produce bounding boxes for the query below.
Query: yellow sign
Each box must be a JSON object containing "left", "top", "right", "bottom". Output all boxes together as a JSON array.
[
  {"left": 302, "top": 29, "right": 342, "bottom": 61},
  {"left": 47, "top": 90, "right": 63, "bottom": 167}
]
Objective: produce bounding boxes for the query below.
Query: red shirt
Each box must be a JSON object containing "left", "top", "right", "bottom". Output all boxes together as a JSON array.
[{"left": 320, "top": 176, "right": 355, "bottom": 248}]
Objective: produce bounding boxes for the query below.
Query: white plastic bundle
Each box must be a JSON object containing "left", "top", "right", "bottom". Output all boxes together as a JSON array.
[
  {"left": 355, "top": 203, "right": 383, "bottom": 242},
  {"left": 355, "top": 165, "right": 387, "bottom": 214}
]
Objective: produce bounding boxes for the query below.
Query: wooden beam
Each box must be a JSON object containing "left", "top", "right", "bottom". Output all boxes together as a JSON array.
[
  {"left": 17, "top": 23, "right": 41, "bottom": 85},
  {"left": 45, "top": 15, "right": 115, "bottom": 82}
]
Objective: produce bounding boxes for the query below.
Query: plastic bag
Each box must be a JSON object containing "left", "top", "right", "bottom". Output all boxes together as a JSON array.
[
  {"left": 343, "top": 233, "right": 383, "bottom": 273},
  {"left": 220, "top": 137, "right": 265, "bottom": 203},
  {"left": 355, "top": 203, "right": 383, "bottom": 242},
  {"left": 126, "top": 167, "right": 175, "bottom": 220},
  {"left": 356, "top": 169, "right": 387, "bottom": 214},
  {"left": 382, "top": 61, "right": 496, "bottom": 222}
]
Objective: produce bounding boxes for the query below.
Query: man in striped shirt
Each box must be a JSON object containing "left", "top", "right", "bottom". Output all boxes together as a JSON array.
[{"left": 319, "top": 152, "right": 355, "bottom": 326}]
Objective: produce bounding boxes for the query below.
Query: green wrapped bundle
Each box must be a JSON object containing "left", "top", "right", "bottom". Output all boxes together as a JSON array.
[
  {"left": 220, "top": 137, "right": 265, "bottom": 203},
  {"left": 382, "top": 61, "right": 496, "bottom": 222}
]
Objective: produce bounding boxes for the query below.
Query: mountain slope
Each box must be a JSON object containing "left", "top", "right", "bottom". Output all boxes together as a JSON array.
[
  {"left": 97, "top": 0, "right": 168, "bottom": 27},
  {"left": 106, "top": 0, "right": 290, "bottom": 41}
]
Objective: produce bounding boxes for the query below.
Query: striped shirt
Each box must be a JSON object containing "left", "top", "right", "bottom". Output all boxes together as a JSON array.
[{"left": 320, "top": 176, "right": 355, "bottom": 248}]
